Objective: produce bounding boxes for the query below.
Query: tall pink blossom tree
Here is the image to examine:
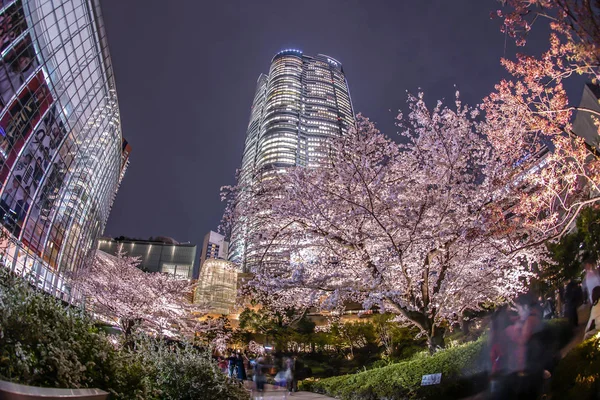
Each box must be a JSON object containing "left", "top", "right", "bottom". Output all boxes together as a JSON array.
[
  {"left": 72, "top": 250, "right": 206, "bottom": 341},
  {"left": 224, "top": 95, "right": 541, "bottom": 352},
  {"left": 483, "top": 0, "right": 600, "bottom": 240}
]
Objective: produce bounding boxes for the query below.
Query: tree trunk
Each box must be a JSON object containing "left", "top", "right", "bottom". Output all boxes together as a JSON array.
[
  {"left": 427, "top": 326, "right": 445, "bottom": 354},
  {"left": 121, "top": 318, "right": 136, "bottom": 350},
  {"left": 461, "top": 316, "right": 470, "bottom": 336}
]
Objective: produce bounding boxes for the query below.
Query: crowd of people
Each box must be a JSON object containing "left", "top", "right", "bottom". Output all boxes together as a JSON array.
[
  {"left": 488, "top": 255, "right": 600, "bottom": 399},
  {"left": 216, "top": 350, "right": 304, "bottom": 397}
]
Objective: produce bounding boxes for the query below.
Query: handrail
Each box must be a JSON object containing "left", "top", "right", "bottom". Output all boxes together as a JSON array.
[{"left": 0, "top": 380, "right": 109, "bottom": 399}]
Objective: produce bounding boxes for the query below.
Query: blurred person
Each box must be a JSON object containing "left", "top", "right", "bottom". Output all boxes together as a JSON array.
[
  {"left": 542, "top": 296, "right": 555, "bottom": 320},
  {"left": 584, "top": 286, "right": 600, "bottom": 340},
  {"left": 294, "top": 356, "right": 307, "bottom": 391},
  {"left": 564, "top": 280, "right": 583, "bottom": 327},
  {"left": 253, "top": 356, "right": 267, "bottom": 397},
  {"left": 583, "top": 256, "right": 600, "bottom": 304},
  {"left": 235, "top": 352, "right": 247, "bottom": 381},
  {"left": 217, "top": 356, "right": 228, "bottom": 374},
  {"left": 505, "top": 294, "right": 545, "bottom": 399},
  {"left": 488, "top": 305, "right": 512, "bottom": 399},
  {"left": 227, "top": 352, "right": 237, "bottom": 378},
  {"left": 285, "top": 357, "right": 294, "bottom": 395}
]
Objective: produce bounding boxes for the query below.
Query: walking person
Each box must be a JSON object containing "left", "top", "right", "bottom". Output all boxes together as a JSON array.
[
  {"left": 253, "top": 357, "right": 267, "bottom": 399},
  {"left": 235, "top": 352, "right": 247, "bottom": 381},
  {"left": 488, "top": 305, "right": 511, "bottom": 399},
  {"left": 584, "top": 286, "right": 600, "bottom": 340},
  {"left": 564, "top": 280, "right": 583, "bottom": 327},
  {"left": 583, "top": 256, "right": 600, "bottom": 304},
  {"left": 285, "top": 357, "right": 295, "bottom": 395},
  {"left": 505, "top": 294, "right": 544, "bottom": 400},
  {"left": 227, "top": 352, "right": 237, "bottom": 378},
  {"left": 217, "top": 356, "right": 228, "bottom": 374}
]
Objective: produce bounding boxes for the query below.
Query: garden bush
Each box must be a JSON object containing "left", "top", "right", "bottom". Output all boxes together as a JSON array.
[
  {"left": 552, "top": 333, "right": 600, "bottom": 400},
  {"left": 0, "top": 269, "right": 248, "bottom": 400},
  {"left": 301, "top": 318, "right": 572, "bottom": 400},
  {"left": 300, "top": 338, "right": 488, "bottom": 400}
]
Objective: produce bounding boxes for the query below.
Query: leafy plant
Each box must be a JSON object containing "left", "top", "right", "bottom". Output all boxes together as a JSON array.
[
  {"left": 300, "top": 338, "right": 488, "bottom": 400},
  {"left": 0, "top": 269, "right": 248, "bottom": 400},
  {"left": 552, "top": 333, "right": 600, "bottom": 399}
]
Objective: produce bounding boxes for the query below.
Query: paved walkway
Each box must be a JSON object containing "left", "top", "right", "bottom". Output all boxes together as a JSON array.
[{"left": 243, "top": 382, "right": 335, "bottom": 399}]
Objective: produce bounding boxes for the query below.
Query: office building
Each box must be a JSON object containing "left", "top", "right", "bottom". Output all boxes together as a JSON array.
[
  {"left": 200, "top": 230, "right": 228, "bottom": 268},
  {"left": 0, "top": 0, "right": 124, "bottom": 298},
  {"left": 229, "top": 50, "right": 355, "bottom": 268},
  {"left": 573, "top": 83, "right": 600, "bottom": 148},
  {"left": 97, "top": 236, "right": 197, "bottom": 280}
]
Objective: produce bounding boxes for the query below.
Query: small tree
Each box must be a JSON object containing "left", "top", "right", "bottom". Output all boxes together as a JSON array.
[
  {"left": 72, "top": 251, "right": 205, "bottom": 342},
  {"left": 225, "top": 95, "right": 541, "bottom": 352}
]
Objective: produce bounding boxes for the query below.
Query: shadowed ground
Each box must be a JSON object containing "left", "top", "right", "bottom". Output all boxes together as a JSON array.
[{"left": 243, "top": 381, "right": 335, "bottom": 399}]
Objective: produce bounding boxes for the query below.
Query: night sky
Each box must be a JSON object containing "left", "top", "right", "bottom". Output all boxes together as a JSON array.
[{"left": 100, "top": 0, "right": 551, "bottom": 255}]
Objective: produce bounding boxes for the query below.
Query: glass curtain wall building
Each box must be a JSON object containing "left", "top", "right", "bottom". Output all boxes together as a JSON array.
[
  {"left": 0, "top": 0, "right": 124, "bottom": 299},
  {"left": 97, "top": 237, "right": 197, "bottom": 280},
  {"left": 229, "top": 49, "right": 355, "bottom": 269}
]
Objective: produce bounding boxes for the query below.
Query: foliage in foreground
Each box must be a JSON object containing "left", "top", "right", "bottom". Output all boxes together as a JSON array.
[
  {"left": 300, "top": 338, "right": 488, "bottom": 400},
  {"left": 0, "top": 269, "right": 248, "bottom": 400},
  {"left": 300, "top": 319, "right": 573, "bottom": 400},
  {"left": 552, "top": 333, "right": 600, "bottom": 400}
]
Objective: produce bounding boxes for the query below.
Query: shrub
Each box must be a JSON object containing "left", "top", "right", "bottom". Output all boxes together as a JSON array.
[
  {"left": 0, "top": 269, "right": 120, "bottom": 390},
  {"left": 552, "top": 333, "right": 600, "bottom": 400},
  {"left": 300, "top": 338, "right": 488, "bottom": 400},
  {"left": 132, "top": 338, "right": 249, "bottom": 400},
  {"left": 301, "top": 318, "right": 571, "bottom": 400},
  {"left": 0, "top": 269, "right": 248, "bottom": 400}
]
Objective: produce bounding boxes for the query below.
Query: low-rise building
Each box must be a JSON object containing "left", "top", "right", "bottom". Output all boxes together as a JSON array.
[{"left": 97, "top": 236, "right": 197, "bottom": 279}]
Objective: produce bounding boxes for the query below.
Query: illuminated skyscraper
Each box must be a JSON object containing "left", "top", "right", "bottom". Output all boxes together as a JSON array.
[
  {"left": 230, "top": 50, "right": 355, "bottom": 268},
  {"left": 0, "top": 0, "right": 125, "bottom": 299}
]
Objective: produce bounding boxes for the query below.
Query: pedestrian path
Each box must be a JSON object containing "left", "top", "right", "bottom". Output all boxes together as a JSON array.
[
  {"left": 250, "top": 391, "right": 336, "bottom": 400},
  {"left": 243, "top": 382, "right": 336, "bottom": 399}
]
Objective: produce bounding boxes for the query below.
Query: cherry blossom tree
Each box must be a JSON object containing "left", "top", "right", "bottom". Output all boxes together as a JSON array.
[
  {"left": 72, "top": 250, "right": 206, "bottom": 342},
  {"left": 224, "top": 95, "right": 541, "bottom": 352},
  {"left": 483, "top": 0, "right": 600, "bottom": 241}
]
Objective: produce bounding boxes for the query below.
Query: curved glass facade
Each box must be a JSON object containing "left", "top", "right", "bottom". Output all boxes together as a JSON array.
[
  {"left": 0, "top": 0, "right": 123, "bottom": 299},
  {"left": 230, "top": 50, "right": 355, "bottom": 269},
  {"left": 242, "top": 49, "right": 354, "bottom": 176}
]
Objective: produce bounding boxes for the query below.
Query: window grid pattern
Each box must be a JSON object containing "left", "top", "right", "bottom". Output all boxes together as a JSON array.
[
  {"left": 229, "top": 50, "right": 355, "bottom": 269},
  {"left": 0, "top": 0, "right": 123, "bottom": 300}
]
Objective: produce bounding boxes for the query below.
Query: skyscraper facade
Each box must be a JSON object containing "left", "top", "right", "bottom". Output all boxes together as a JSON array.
[
  {"left": 0, "top": 0, "right": 124, "bottom": 299},
  {"left": 230, "top": 50, "right": 355, "bottom": 268}
]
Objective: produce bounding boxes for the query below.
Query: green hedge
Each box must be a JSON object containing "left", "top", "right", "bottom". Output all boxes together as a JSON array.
[
  {"left": 300, "top": 319, "right": 573, "bottom": 400},
  {"left": 552, "top": 333, "right": 600, "bottom": 399},
  {"left": 300, "top": 338, "right": 488, "bottom": 400},
  {"left": 0, "top": 269, "right": 248, "bottom": 400}
]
